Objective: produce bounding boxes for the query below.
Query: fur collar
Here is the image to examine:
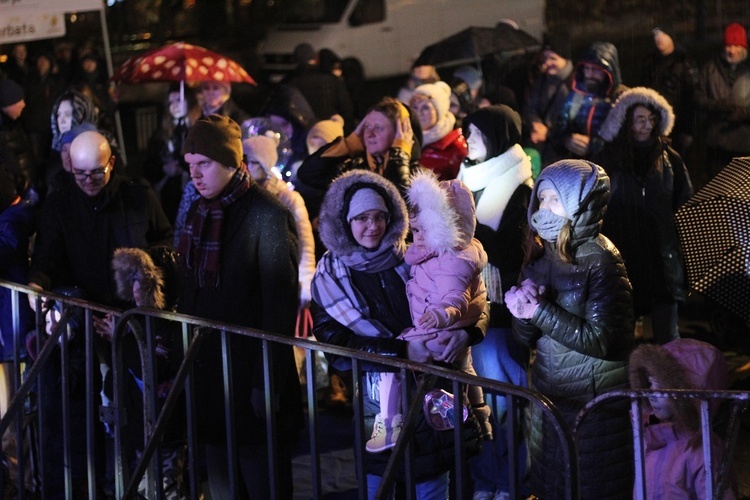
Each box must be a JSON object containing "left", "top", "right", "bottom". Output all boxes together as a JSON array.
[{"left": 598, "top": 86, "right": 675, "bottom": 142}]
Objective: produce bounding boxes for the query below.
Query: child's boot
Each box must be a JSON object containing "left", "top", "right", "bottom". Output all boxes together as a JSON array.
[{"left": 366, "top": 413, "right": 403, "bottom": 453}]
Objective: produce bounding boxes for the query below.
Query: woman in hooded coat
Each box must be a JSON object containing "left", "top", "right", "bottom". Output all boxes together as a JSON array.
[
  {"left": 593, "top": 86, "right": 693, "bottom": 345},
  {"left": 456, "top": 104, "right": 532, "bottom": 498},
  {"left": 311, "top": 169, "right": 485, "bottom": 498},
  {"left": 506, "top": 159, "right": 635, "bottom": 499},
  {"left": 628, "top": 338, "right": 737, "bottom": 499}
]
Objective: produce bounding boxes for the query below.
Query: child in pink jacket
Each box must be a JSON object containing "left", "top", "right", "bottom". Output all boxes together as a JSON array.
[{"left": 367, "top": 169, "right": 491, "bottom": 452}]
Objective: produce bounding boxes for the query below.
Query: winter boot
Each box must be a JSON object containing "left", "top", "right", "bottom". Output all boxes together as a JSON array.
[{"left": 366, "top": 413, "right": 403, "bottom": 453}]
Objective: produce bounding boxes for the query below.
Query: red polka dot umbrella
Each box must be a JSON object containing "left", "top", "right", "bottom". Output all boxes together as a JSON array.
[{"left": 111, "top": 42, "right": 255, "bottom": 85}]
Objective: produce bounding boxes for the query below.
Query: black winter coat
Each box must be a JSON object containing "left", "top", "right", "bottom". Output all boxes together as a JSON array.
[
  {"left": 28, "top": 174, "right": 173, "bottom": 307},
  {"left": 177, "top": 182, "right": 302, "bottom": 446},
  {"left": 597, "top": 141, "right": 692, "bottom": 312}
]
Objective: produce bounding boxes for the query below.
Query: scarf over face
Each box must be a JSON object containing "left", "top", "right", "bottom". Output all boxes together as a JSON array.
[{"left": 177, "top": 167, "right": 251, "bottom": 287}]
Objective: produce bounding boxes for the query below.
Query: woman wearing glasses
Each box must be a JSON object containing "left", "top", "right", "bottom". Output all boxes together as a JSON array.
[
  {"left": 593, "top": 86, "right": 694, "bottom": 345},
  {"left": 311, "top": 169, "right": 486, "bottom": 499}
]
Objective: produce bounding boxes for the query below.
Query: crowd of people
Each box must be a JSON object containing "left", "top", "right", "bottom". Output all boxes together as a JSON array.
[{"left": 0, "top": 19, "right": 747, "bottom": 499}]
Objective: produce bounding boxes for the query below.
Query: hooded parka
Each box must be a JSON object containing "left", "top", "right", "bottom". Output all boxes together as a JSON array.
[{"left": 513, "top": 161, "right": 635, "bottom": 499}]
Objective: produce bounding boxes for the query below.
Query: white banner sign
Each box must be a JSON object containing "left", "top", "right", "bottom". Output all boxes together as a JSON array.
[{"left": 0, "top": 11, "right": 65, "bottom": 43}]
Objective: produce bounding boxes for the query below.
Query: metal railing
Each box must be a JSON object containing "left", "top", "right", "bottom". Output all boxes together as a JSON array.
[{"left": 11, "top": 279, "right": 749, "bottom": 499}]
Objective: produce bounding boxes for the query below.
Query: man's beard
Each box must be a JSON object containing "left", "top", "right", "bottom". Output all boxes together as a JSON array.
[{"left": 583, "top": 78, "right": 603, "bottom": 94}]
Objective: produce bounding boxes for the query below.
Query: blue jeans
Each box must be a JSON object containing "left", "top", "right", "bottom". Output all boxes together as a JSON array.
[
  {"left": 366, "top": 471, "right": 449, "bottom": 500},
  {"left": 469, "top": 327, "right": 529, "bottom": 495}
]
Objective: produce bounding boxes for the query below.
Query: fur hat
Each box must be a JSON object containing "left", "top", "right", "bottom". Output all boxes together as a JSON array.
[
  {"left": 346, "top": 187, "right": 389, "bottom": 221},
  {"left": 407, "top": 169, "right": 476, "bottom": 252},
  {"left": 112, "top": 248, "right": 166, "bottom": 309},
  {"left": 412, "top": 81, "right": 453, "bottom": 121},
  {"left": 306, "top": 115, "right": 345, "bottom": 152},
  {"left": 628, "top": 338, "right": 728, "bottom": 430},
  {"left": 532, "top": 159, "right": 601, "bottom": 221},
  {"left": 0, "top": 79, "right": 24, "bottom": 107},
  {"left": 724, "top": 22, "right": 747, "bottom": 48},
  {"left": 243, "top": 133, "right": 279, "bottom": 173},
  {"left": 183, "top": 114, "right": 243, "bottom": 168},
  {"left": 597, "top": 87, "right": 675, "bottom": 142}
]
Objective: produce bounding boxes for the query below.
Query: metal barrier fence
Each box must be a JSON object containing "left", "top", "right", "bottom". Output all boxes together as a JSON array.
[{"left": 1, "top": 279, "right": 748, "bottom": 499}]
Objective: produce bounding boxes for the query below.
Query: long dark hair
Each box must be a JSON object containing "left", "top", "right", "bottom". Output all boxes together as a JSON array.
[{"left": 606, "top": 103, "right": 667, "bottom": 176}]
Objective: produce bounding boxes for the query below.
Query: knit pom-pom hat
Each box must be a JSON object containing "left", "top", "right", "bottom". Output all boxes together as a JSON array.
[
  {"left": 243, "top": 132, "right": 280, "bottom": 174},
  {"left": 306, "top": 114, "right": 345, "bottom": 152}
]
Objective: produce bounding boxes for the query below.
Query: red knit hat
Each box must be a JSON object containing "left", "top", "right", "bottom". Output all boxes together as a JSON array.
[{"left": 724, "top": 23, "right": 748, "bottom": 48}]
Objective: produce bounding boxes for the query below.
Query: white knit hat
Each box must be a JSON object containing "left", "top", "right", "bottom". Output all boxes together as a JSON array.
[
  {"left": 412, "top": 81, "right": 452, "bottom": 121},
  {"left": 242, "top": 133, "right": 279, "bottom": 174}
]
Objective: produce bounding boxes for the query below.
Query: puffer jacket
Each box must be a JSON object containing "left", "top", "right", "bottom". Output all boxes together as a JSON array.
[
  {"left": 513, "top": 165, "right": 635, "bottom": 499},
  {"left": 419, "top": 128, "right": 467, "bottom": 180}
]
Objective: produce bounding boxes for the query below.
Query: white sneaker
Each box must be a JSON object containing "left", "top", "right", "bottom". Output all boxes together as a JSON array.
[{"left": 366, "top": 413, "right": 403, "bottom": 453}]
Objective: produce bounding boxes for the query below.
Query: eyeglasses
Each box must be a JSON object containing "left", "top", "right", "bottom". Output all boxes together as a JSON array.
[
  {"left": 72, "top": 163, "right": 111, "bottom": 181},
  {"left": 350, "top": 212, "right": 389, "bottom": 226},
  {"left": 634, "top": 115, "right": 657, "bottom": 127}
]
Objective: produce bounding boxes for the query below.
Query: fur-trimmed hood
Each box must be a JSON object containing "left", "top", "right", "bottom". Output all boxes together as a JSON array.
[
  {"left": 628, "top": 338, "right": 728, "bottom": 431},
  {"left": 112, "top": 248, "right": 167, "bottom": 309},
  {"left": 406, "top": 169, "right": 475, "bottom": 253},
  {"left": 318, "top": 170, "right": 409, "bottom": 257},
  {"left": 597, "top": 86, "right": 675, "bottom": 142}
]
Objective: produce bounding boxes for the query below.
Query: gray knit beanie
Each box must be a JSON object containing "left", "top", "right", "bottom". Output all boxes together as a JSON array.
[
  {"left": 346, "top": 188, "right": 388, "bottom": 221},
  {"left": 533, "top": 160, "right": 600, "bottom": 221}
]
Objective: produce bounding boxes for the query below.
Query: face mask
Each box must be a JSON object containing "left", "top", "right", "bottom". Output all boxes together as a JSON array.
[{"left": 531, "top": 209, "right": 569, "bottom": 242}]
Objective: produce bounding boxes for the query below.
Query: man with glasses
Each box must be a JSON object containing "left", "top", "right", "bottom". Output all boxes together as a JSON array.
[
  {"left": 26, "top": 129, "right": 172, "bottom": 495},
  {"left": 28, "top": 130, "right": 172, "bottom": 307}
]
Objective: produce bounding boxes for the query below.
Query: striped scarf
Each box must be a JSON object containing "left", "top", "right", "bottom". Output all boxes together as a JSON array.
[{"left": 178, "top": 168, "right": 251, "bottom": 287}]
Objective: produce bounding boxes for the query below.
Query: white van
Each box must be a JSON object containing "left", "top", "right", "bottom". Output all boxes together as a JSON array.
[{"left": 260, "top": 0, "right": 545, "bottom": 79}]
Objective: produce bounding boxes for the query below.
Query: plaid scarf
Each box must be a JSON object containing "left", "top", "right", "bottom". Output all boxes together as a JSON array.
[
  {"left": 312, "top": 242, "right": 409, "bottom": 338},
  {"left": 178, "top": 168, "right": 251, "bottom": 287}
]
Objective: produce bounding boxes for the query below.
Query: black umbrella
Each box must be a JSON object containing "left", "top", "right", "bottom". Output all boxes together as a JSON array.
[
  {"left": 675, "top": 157, "right": 750, "bottom": 322},
  {"left": 413, "top": 23, "right": 540, "bottom": 68}
]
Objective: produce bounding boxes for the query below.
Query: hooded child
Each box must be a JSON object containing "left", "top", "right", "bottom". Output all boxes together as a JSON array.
[{"left": 366, "top": 169, "right": 491, "bottom": 453}]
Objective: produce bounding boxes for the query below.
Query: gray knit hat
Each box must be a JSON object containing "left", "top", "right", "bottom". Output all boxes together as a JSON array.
[
  {"left": 532, "top": 160, "right": 600, "bottom": 221},
  {"left": 346, "top": 188, "right": 388, "bottom": 221}
]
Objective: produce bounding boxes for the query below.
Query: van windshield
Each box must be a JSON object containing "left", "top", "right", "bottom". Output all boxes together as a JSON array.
[{"left": 281, "top": 0, "right": 351, "bottom": 24}]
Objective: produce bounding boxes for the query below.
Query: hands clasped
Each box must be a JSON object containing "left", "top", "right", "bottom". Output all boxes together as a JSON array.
[{"left": 504, "top": 278, "right": 545, "bottom": 320}]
